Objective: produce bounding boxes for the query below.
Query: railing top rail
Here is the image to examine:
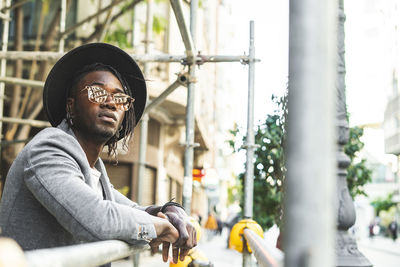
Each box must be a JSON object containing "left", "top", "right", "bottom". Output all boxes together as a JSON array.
[
  {"left": 25, "top": 240, "right": 149, "bottom": 267},
  {"left": 243, "top": 228, "right": 284, "bottom": 267}
]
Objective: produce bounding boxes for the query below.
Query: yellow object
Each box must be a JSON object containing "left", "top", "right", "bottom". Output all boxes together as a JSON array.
[
  {"left": 188, "top": 217, "right": 202, "bottom": 242},
  {"left": 204, "top": 213, "right": 218, "bottom": 230},
  {"left": 169, "top": 248, "right": 209, "bottom": 267},
  {"left": 229, "top": 219, "right": 264, "bottom": 253}
]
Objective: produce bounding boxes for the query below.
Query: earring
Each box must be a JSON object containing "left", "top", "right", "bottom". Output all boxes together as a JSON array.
[{"left": 66, "top": 111, "right": 74, "bottom": 126}]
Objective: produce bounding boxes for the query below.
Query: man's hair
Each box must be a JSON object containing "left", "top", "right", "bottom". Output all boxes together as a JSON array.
[{"left": 68, "top": 63, "right": 136, "bottom": 161}]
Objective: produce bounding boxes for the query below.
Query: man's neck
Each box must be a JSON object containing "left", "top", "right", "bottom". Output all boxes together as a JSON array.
[{"left": 73, "top": 130, "right": 104, "bottom": 168}]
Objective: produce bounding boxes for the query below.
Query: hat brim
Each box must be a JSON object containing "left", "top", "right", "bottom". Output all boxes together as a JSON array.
[{"left": 43, "top": 42, "right": 147, "bottom": 140}]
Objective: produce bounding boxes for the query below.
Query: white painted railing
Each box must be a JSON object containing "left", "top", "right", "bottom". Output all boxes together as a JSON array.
[{"left": 243, "top": 229, "right": 284, "bottom": 267}]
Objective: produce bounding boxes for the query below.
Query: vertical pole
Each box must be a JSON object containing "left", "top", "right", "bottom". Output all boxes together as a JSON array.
[
  {"left": 284, "top": 1, "right": 336, "bottom": 267},
  {"left": 137, "top": 0, "right": 153, "bottom": 207},
  {"left": 0, "top": 0, "right": 12, "bottom": 195},
  {"left": 134, "top": 1, "right": 153, "bottom": 266},
  {"left": 243, "top": 21, "right": 255, "bottom": 220},
  {"left": 182, "top": 0, "right": 198, "bottom": 214},
  {"left": 58, "top": 0, "right": 67, "bottom": 53},
  {"left": 242, "top": 20, "right": 256, "bottom": 267},
  {"left": 335, "top": 1, "right": 371, "bottom": 266}
]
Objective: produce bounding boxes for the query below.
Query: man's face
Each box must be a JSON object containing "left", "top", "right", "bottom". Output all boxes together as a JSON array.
[{"left": 67, "top": 70, "right": 126, "bottom": 143}]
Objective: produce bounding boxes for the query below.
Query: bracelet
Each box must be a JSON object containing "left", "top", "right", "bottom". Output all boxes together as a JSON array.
[{"left": 160, "top": 201, "right": 185, "bottom": 213}]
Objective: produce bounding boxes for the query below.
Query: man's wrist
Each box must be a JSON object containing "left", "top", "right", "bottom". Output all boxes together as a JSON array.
[
  {"left": 145, "top": 205, "right": 162, "bottom": 216},
  {"left": 161, "top": 201, "right": 185, "bottom": 213}
]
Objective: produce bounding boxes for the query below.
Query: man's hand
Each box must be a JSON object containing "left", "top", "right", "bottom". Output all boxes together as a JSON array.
[
  {"left": 149, "top": 212, "right": 179, "bottom": 262},
  {"left": 146, "top": 203, "right": 197, "bottom": 263},
  {"left": 162, "top": 205, "right": 197, "bottom": 262}
]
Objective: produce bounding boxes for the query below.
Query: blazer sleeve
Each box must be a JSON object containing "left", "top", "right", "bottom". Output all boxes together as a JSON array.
[{"left": 24, "top": 130, "right": 157, "bottom": 243}]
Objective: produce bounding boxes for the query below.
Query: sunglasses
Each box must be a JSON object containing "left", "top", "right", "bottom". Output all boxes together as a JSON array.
[{"left": 80, "top": 85, "right": 134, "bottom": 111}]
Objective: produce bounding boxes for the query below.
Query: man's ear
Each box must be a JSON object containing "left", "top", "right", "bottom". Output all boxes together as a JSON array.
[{"left": 66, "top": 97, "right": 74, "bottom": 113}]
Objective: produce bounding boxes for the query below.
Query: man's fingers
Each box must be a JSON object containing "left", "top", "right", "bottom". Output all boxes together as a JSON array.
[
  {"left": 157, "top": 211, "right": 168, "bottom": 219},
  {"left": 162, "top": 241, "right": 170, "bottom": 262},
  {"left": 172, "top": 246, "right": 179, "bottom": 264},
  {"left": 180, "top": 248, "right": 189, "bottom": 261}
]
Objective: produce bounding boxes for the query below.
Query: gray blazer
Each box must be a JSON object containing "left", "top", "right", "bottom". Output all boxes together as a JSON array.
[{"left": 0, "top": 120, "right": 156, "bottom": 251}]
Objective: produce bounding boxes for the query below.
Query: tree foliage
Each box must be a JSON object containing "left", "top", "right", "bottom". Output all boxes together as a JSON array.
[
  {"left": 229, "top": 95, "right": 372, "bottom": 230},
  {"left": 344, "top": 126, "right": 372, "bottom": 199},
  {"left": 229, "top": 95, "right": 287, "bottom": 229},
  {"left": 371, "top": 193, "right": 396, "bottom": 216}
]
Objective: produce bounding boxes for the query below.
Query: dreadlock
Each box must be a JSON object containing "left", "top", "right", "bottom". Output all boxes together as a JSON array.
[{"left": 68, "top": 63, "right": 136, "bottom": 162}]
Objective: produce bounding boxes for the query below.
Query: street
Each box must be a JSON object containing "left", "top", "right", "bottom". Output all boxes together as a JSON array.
[
  {"left": 113, "top": 231, "right": 400, "bottom": 267},
  {"left": 358, "top": 236, "right": 400, "bottom": 267}
]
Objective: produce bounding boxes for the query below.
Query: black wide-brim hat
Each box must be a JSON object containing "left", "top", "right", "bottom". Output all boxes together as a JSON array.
[{"left": 43, "top": 42, "right": 147, "bottom": 139}]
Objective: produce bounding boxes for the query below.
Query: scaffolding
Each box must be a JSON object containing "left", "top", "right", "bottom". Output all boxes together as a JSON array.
[{"left": 0, "top": 0, "right": 258, "bottom": 238}]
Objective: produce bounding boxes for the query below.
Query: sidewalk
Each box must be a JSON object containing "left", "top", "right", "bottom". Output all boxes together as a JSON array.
[
  {"left": 358, "top": 236, "right": 400, "bottom": 256},
  {"left": 112, "top": 229, "right": 243, "bottom": 267}
]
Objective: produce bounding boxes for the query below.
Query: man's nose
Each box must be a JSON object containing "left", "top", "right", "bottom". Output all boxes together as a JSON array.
[{"left": 102, "top": 93, "right": 117, "bottom": 109}]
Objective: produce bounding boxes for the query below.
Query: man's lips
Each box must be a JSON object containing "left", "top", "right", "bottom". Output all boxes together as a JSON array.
[{"left": 98, "top": 111, "right": 117, "bottom": 122}]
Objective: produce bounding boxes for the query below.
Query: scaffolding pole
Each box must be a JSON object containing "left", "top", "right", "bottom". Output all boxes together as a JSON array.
[
  {"left": 58, "top": 0, "right": 67, "bottom": 52},
  {"left": 0, "top": 0, "right": 11, "bottom": 192},
  {"left": 242, "top": 20, "right": 256, "bottom": 267},
  {"left": 0, "top": 51, "right": 254, "bottom": 64},
  {"left": 169, "top": 0, "right": 197, "bottom": 213}
]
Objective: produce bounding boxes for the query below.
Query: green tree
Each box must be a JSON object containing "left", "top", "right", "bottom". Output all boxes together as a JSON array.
[
  {"left": 371, "top": 193, "right": 396, "bottom": 216},
  {"left": 229, "top": 95, "right": 372, "bottom": 230},
  {"left": 344, "top": 126, "right": 372, "bottom": 199},
  {"left": 229, "top": 95, "right": 287, "bottom": 229}
]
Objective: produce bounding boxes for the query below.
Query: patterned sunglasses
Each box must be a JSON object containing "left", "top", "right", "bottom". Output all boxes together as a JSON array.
[{"left": 80, "top": 85, "right": 134, "bottom": 111}]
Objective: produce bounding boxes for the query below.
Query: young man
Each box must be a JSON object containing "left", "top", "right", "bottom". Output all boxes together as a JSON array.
[{"left": 0, "top": 43, "right": 196, "bottom": 264}]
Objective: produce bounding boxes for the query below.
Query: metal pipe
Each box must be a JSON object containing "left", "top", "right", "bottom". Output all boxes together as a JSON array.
[
  {"left": 0, "top": 0, "right": 12, "bottom": 193},
  {"left": 0, "top": 77, "right": 44, "bottom": 88},
  {"left": 243, "top": 21, "right": 255, "bottom": 219},
  {"left": 0, "top": 117, "right": 51, "bottom": 128},
  {"left": 169, "top": 0, "right": 195, "bottom": 61},
  {"left": 243, "top": 229, "right": 284, "bottom": 267},
  {"left": 181, "top": 0, "right": 197, "bottom": 214},
  {"left": 59, "top": 0, "right": 126, "bottom": 38},
  {"left": 284, "top": 0, "right": 337, "bottom": 267},
  {"left": 0, "top": 138, "right": 31, "bottom": 146},
  {"left": 136, "top": 0, "right": 153, "bottom": 208},
  {"left": 25, "top": 240, "right": 149, "bottom": 267},
  {"left": 0, "top": 0, "right": 29, "bottom": 12},
  {"left": 58, "top": 0, "right": 66, "bottom": 52},
  {"left": 0, "top": 51, "right": 256, "bottom": 63},
  {"left": 144, "top": 77, "right": 185, "bottom": 115},
  {"left": 242, "top": 20, "right": 256, "bottom": 267}
]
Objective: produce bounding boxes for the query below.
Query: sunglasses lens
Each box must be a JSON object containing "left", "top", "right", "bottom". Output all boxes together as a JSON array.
[{"left": 85, "top": 86, "right": 134, "bottom": 111}]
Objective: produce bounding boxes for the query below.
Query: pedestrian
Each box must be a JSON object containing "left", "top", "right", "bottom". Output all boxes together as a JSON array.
[
  {"left": 216, "top": 217, "right": 223, "bottom": 235},
  {"left": 0, "top": 43, "right": 196, "bottom": 265},
  {"left": 204, "top": 212, "right": 218, "bottom": 240},
  {"left": 389, "top": 220, "right": 398, "bottom": 241}
]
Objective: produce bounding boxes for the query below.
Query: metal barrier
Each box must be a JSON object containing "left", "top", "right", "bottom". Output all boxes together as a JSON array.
[
  {"left": 242, "top": 229, "right": 284, "bottom": 267},
  {"left": 25, "top": 240, "right": 149, "bottom": 267}
]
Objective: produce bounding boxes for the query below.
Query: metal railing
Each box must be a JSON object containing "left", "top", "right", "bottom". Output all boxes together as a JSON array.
[
  {"left": 0, "top": 238, "right": 150, "bottom": 267},
  {"left": 242, "top": 229, "right": 284, "bottom": 267},
  {"left": 25, "top": 240, "right": 149, "bottom": 267}
]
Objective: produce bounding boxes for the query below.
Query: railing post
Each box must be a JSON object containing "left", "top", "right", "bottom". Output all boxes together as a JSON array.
[{"left": 335, "top": 1, "right": 372, "bottom": 266}]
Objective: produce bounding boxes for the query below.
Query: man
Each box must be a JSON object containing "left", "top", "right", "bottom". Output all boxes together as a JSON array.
[{"left": 0, "top": 43, "right": 196, "bottom": 265}]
